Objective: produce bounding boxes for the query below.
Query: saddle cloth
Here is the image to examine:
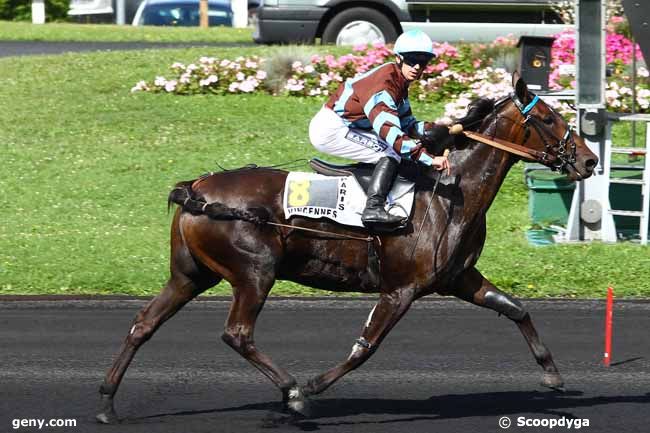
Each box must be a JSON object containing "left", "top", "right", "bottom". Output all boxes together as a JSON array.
[{"left": 282, "top": 172, "right": 415, "bottom": 228}]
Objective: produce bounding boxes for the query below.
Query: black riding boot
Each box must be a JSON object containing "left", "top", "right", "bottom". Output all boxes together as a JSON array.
[{"left": 361, "top": 157, "right": 405, "bottom": 230}]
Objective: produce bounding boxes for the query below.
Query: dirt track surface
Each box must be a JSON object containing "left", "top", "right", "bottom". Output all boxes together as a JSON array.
[{"left": 2, "top": 298, "right": 649, "bottom": 432}]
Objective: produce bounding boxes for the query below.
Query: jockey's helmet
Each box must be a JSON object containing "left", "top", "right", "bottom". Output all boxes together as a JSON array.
[{"left": 393, "top": 30, "right": 435, "bottom": 63}]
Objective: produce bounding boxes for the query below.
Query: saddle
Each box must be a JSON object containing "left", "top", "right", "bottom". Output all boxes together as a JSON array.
[{"left": 308, "top": 158, "right": 416, "bottom": 194}]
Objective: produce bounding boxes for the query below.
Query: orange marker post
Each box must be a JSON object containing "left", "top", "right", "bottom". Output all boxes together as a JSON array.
[{"left": 603, "top": 286, "right": 614, "bottom": 367}]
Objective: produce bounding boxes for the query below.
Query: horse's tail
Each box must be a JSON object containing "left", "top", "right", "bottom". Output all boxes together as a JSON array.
[{"left": 167, "top": 181, "right": 269, "bottom": 225}]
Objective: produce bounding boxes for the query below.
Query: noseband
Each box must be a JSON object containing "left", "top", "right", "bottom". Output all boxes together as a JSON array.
[{"left": 492, "top": 93, "right": 577, "bottom": 172}]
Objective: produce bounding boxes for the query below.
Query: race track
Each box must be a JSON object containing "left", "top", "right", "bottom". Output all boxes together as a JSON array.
[{"left": 1, "top": 298, "right": 649, "bottom": 432}]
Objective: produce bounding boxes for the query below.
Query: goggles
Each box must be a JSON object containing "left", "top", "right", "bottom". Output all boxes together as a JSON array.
[{"left": 399, "top": 52, "right": 434, "bottom": 68}]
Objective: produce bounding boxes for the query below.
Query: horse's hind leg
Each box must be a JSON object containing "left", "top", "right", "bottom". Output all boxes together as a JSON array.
[
  {"left": 452, "top": 267, "right": 564, "bottom": 390},
  {"left": 97, "top": 211, "right": 218, "bottom": 424},
  {"left": 96, "top": 273, "right": 212, "bottom": 424},
  {"left": 221, "top": 275, "right": 299, "bottom": 408}
]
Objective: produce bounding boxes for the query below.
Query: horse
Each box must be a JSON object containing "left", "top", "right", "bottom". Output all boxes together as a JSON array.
[{"left": 96, "top": 73, "right": 598, "bottom": 423}]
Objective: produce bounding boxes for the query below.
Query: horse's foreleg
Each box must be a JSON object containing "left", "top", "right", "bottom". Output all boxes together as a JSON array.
[
  {"left": 96, "top": 276, "right": 206, "bottom": 424},
  {"left": 221, "top": 277, "right": 298, "bottom": 405},
  {"left": 302, "top": 288, "right": 416, "bottom": 398},
  {"left": 453, "top": 267, "right": 564, "bottom": 390}
]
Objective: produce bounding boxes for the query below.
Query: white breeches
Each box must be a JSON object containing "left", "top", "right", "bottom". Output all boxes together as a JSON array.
[{"left": 309, "top": 106, "right": 401, "bottom": 164}]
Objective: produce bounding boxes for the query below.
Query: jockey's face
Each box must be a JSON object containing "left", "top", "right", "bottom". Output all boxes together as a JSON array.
[{"left": 397, "top": 54, "right": 429, "bottom": 82}]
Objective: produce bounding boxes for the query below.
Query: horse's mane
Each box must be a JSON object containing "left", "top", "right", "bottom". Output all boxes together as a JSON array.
[
  {"left": 422, "top": 97, "right": 495, "bottom": 154},
  {"left": 458, "top": 98, "right": 495, "bottom": 131}
]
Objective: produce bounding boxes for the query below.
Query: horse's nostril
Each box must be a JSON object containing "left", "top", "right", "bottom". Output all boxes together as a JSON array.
[{"left": 585, "top": 158, "right": 597, "bottom": 170}]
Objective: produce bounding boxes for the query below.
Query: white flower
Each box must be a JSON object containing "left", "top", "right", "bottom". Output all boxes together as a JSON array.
[
  {"left": 186, "top": 64, "right": 198, "bottom": 72},
  {"left": 220, "top": 59, "right": 231, "bottom": 67},
  {"left": 180, "top": 73, "right": 191, "bottom": 84},
  {"left": 638, "top": 66, "right": 649, "bottom": 78},
  {"left": 285, "top": 78, "right": 305, "bottom": 92},
  {"left": 236, "top": 72, "right": 245, "bottom": 81},
  {"left": 309, "top": 88, "right": 321, "bottom": 96},
  {"left": 171, "top": 62, "right": 185, "bottom": 70},
  {"left": 256, "top": 70, "right": 267, "bottom": 80},
  {"left": 199, "top": 56, "right": 215, "bottom": 65},
  {"left": 245, "top": 60, "right": 258, "bottom": 68},
  {"left": 239, "top": 80, "right": 257, "bottom": 92},
  {"left": 199, "top": 75, "right": 218, "bottom": 87},
  {"left": 130, "top": 80, "right": 149, "bottom": 93},
  {"left": 291, "top": 61, "right": 302, "bottom": 69},
  {"left": 154, "top": 76, "right": 167, "bottom": 87},
  {"left": 229, "top": 82, "right": 240, "bottom": 92},
  {"left": 164, "top": 80, "right": 177, "bottom": 92},
  {"left": 304, "top": 65, "right": 315, "bottom": 74}
]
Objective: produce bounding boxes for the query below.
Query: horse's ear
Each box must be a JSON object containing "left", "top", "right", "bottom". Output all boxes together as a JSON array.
[
  {"left": 513, "top": 71, "right": 530, "bottom": 102},
  {"left": 512, "top": 70, "right": 520, "bottom": 87}
]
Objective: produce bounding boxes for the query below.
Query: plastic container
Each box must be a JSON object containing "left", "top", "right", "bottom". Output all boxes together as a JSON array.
[{"left": 525, "top": 169, "right": 576, "bottom": 225}]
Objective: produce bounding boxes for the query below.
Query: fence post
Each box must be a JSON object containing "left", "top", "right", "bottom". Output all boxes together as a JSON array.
[
  {"left": 603, "top": 286, "right": 614, "bottom": 367},
  {"left": 31, "top": 0, "right": 45, "bottom": 24}
]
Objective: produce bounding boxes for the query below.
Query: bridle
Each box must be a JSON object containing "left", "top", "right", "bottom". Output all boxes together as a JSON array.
[{"left": 489, "top": 93, "right": 577, "bottom": 172}]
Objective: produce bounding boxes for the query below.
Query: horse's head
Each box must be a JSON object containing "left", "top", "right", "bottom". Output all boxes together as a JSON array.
[{"left": 497, "top": 72, "right": 598, "bottom": 180}]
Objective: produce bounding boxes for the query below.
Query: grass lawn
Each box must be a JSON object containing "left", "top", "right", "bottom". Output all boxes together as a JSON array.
[
  {"left": 1, "top": 46, "right": 649, "bottom": 298},
  {"left": 0, "top": 21, "right": 253, "bottom": 43}
]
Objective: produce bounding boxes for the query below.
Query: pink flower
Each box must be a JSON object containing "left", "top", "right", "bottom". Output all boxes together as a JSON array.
[{"left": 432, "top": 62, "right": 448, "bottom": 73}]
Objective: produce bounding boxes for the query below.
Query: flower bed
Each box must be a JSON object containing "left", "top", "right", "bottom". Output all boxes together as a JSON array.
[{"left": 133, "top": 18, "right": 648, "bottom": 122}]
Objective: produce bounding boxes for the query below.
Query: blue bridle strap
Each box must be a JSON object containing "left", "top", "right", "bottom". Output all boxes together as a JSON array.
[{"left": 521, "top": 95, "right": 540, "bottom": 115}]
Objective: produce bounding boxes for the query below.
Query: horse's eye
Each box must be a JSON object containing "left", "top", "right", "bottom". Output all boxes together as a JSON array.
[{"left": 543, "top": 116, "right": 554, "bottom": 125}]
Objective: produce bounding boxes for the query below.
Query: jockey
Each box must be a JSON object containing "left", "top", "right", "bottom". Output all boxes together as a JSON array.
[{"left": 309, "top": 29, "right": 450, "bottom": 230}]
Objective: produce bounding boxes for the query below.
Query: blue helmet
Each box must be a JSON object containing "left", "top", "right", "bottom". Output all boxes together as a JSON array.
[{"left": 394, "top": 29, "right": 435, "bottom": 57}]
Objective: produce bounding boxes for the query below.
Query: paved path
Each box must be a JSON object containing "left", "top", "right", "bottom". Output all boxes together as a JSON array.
[
  {"left": 0, "top": 41, "right": 254, "bottom": 57},
  {"left": 1, "top": 298, "right": 649, "bottom": 432}
]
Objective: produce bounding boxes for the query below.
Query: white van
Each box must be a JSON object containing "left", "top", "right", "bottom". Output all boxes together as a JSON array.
[
  {"left": 68, "top": 0, "right": 143, "bottom": 23},
  {"left": 253, "top": 0, "right": 570, "bottom": 45}
]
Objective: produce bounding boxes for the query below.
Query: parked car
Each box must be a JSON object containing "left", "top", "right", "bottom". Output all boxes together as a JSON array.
[
  {"left": 253, "top": 0, "right": 569, "bottom": 45},
  {"left": 68, "top": 0, "right": 258, "bottom": 25},
  {"left": 132, "top": 0, "right": 232, "bottom": 26}
]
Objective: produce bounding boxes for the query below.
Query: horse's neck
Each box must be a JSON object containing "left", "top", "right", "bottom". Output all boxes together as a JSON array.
[
  {"left": 456, "top": 107, "right": 522, "bottom": 214},
  {"left": 453, "top": 142, "right": 514, "bottom": 216}
]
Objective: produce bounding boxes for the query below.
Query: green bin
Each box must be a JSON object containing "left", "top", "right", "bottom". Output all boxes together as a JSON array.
[
  {"left": 610, "top": 168, "right": 647, "bottom": 236},
  {"left": 525, "top": 169, "right": 575, "bottom": 226}
]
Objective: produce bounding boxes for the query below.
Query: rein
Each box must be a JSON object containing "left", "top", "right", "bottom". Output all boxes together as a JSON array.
[
  {"left": 266, "top": 221, "right": 373, "bottom": 242},
  {"left": 450, "top": 93, "right": 576, "bottom": 170},
  {"left": 460, "top": 129, "right": 547, "bottom": 161}
]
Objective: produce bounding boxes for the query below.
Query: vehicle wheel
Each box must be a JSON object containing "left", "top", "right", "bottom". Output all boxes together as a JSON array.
[{"left": 322, "top": 7, "right": 398, "bottom": 46}]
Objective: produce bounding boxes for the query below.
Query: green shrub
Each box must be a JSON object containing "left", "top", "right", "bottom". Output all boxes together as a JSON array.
[{"left": 0, "top": 0, "right": 70, "bottom": 22}]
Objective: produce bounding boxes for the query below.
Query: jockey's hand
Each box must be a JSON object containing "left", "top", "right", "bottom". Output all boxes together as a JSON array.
[
  {"left": 431, "top": 155, "right": 451, "bottom": 176},
  {"left": 413, "top": 148, "right": 451, "bottom": 176}
]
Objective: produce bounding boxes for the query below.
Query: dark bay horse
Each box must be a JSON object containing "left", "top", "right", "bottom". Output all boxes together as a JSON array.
[{"left": 97, "top": 74, "right": 597, "bottom": 423}]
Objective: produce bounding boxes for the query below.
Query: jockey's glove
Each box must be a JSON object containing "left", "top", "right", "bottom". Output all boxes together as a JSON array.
[{"left": 411, "top": 146, "right": 438, "bottom": 166}]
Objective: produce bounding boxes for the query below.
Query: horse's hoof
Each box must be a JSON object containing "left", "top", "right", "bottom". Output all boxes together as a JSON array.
[
  {"left": 95, "top": 412, "right": 119, "bottom": 425},
  {"left": 541, "top": 372, "right": 565, "bottom": 392},
  {"left": 284, "top": 386, "right": 313, "bottom": 419},
  {"left": 96, "top": 394, "right": 119, "bottom": 424}
]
